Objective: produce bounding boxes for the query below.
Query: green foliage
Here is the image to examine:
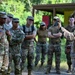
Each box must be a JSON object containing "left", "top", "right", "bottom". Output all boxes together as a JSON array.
[
  {"left": 34, "top": 11, "right": 43, "bottom": 28},
  {"left": 0, "top": 0, "right": 74, "bottom": 25},
  {"left": 61, "top": 38, "right": 66, "bottom": 61},
  {"left": 0, "top": 0, "right": 25, "bottom": 25}
]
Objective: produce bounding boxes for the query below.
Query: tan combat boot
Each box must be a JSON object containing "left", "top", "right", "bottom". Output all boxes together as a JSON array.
[{"left": 28, "top": 70, "right": 31, "bottom": 75}]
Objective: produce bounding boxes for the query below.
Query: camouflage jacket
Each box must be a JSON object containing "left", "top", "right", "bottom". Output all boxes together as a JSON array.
[
  {"left": 0, "top": 25, "right": 9, "bottom": 55},
  {"left": 9, "top": 28, "right": 25, "bottom": 46},
  {"left": 48, "top": 25, "right": 61, "bottom": 44},
  {"left": 65, "top": 25, "right": 74, "bottom": 45}
]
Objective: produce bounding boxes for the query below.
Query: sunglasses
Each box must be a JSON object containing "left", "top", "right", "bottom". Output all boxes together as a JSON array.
[
  {"left": 29, "top": 19, "right": 33, "bottom": 21},
  {"left": 2, "top": 18, "right": 7, "bottom": 19},
  {"left": 14, "top": 21, "right": 19, "bottom": 23},
  {"left": 41, "top": 25, "right": 45, "bottom": 26}
]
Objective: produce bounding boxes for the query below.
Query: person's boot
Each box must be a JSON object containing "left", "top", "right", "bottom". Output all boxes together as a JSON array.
[
  {"left": 66, "top": 69, "right": 71, "bottom": 73},
  {"left": 56, "top": 70, "right": 61, "bottom": 74},
  {"left": 7, "top": 66, "right": 11, "bottom": 75},
  {"left": 15, "top": 74, "right": 22, "bottom": 75},
  {"left": 28, "top": 70, "right": 31, "bottom": 75},
  {"left": 72, "top": 68, "right": 75, "bottom": 74},
  {"left": 66, "top": 65, "right": 71, "bottom": 73},
  {"left": 45, "top": 68, "right": 50, "bottom": 74}
]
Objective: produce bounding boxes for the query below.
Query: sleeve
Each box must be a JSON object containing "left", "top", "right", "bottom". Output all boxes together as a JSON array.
[
  {"left": 3, "top": 32, "right": 9, "bottom": 55},
  {"left": 10, "top": 29, "right": 25, "bottom": 44},
  {"left": 33, "top": 26, "right": 37, "bottom": 36},
  {"left": 48, "top": 27, "right": 52, "bottom": 32},
  {"left": 16, "top": 30, "right": 25, "bottom": 43},
  {"left": 4, "top": 39, "right": 9, "bottom": 55},
  {"left": 61, "top": 27, "right": 74, "bottom": 41},
  {"left": 48, "top": 27, "right": 52, "bottom": 36}
]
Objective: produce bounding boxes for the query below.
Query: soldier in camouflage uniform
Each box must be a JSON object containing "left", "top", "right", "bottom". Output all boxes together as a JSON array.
[
  {"left": 0, "top": 12, "right": 9, "bottom": 75},
  {"left": 8, "top": 18, "right": 25, "bottom": 75},
  {"left": 45, "top": 16, "right": 62, "bottom": 74},
  {"left": 70, "top": 27, "right": 75, "bottom": 74},
  {"left": 4, "top": 13, "right": 13, "bottom": 30},
  {"left": 35, "top": 22, "right": 48, "bottom": 67},
  {"left": 21, "top": 16, "right": 37, "bottom": 75},
  {"left": 70, "top": 16, "right": 75, "bottom": 74},
  {"left": 65, "top": 17, "right": 75, "bottom": 73}
]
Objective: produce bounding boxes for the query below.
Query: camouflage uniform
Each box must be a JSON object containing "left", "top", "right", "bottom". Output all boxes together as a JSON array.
[
  {"left": 71, "top": 41, "right": 75, "bottom": 74},
  {"left": 8, "top": 18, "right": 25, "bottom": 75},
  {"left": 45, "top": 24, "right": 61, "bottom": 74},
  {"left": 4, "top": 13, "right": 13, "bottom": 31},
  {"left": 0, "top": 12, "right": 9, "bottom": 75},
  {"left": 0, "top": 26, "right": 9, "bottom": 74},
  {"left": 35, "top": 22, "right": 48, "bottom": 66},
  {"left": 65, "top": 25, "right": 74, "bottom": 72},
  {"left": 71, "top": 27, "right": 75, "bottom": 74},
  {"left": 21, "top": 16, "right": 37, "bottom": 75},
  {"left": 21, "top": 25, "right": 37, "bottom": 70}
]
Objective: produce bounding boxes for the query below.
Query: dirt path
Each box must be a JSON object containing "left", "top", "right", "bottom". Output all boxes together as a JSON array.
[
  {"left": 10, "top": 71, "right": 72, "bottom": 75},
  {"left": 10, "top": 66, "right": 72, "bottom": 75}
]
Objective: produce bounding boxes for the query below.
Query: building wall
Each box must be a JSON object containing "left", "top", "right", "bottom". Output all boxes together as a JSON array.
[{"left": 64, "top": 11, "right": 73, "bottom": 26}]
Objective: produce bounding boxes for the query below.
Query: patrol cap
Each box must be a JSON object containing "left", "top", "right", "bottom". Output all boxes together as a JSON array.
[
  {"left": 12, "top": 18, "right": 19, "bottom": 23},
  {"left": 0, "top": 11, "right": 6, "bottom": 15},
  {"left": 53, "top": 16, "right": 59, "bottom": 20},
  {"left": 7, "top": 13, "right": 13, "bottom": 18},
  {"left": 0, "top": 11, "right": 7, "bottom": 18},
  {"left": 27, "top": 16, "right": 34, "bottom": 21},
  {"left": 40, "top": 22, "right": 46, "bottom": 26}
]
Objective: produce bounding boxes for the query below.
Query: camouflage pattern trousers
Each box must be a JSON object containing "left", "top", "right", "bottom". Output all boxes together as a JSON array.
[
  {"left": 21, "top": 42, "right": 34, "bottom": 71},
  {"left": 71, "top": 41, "right": 75, "bottom": 74},
  {"left": 65, "top": 45, "right": 72, "bottom": 67},
  {"left": 9, "top": 44, "right": 22, "bottom": 75},
  {"left": 65, "top": 52, "right": 71, "bottom": 67},
  {"left": 35, "top": 42, "right": 48, "bottom": 66},
  {"left": 47, "top": 43, "right": 61, "bottom": 71},
  {"left": 0, "top": 54, "right": 9, "bottom": 75}
]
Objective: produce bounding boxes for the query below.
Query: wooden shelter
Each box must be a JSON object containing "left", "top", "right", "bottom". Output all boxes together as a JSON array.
[{"left": 32, "top": 3, "right": 75, "bottom": 25}]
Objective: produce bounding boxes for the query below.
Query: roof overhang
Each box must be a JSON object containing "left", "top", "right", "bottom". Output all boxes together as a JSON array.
[{"left": 33, "top": 3, "right": 75, "bottom": 15}]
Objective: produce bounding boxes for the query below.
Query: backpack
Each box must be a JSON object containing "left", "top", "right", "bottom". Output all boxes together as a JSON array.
[{"left": 22, "top": 25, "right": 34, "bottom": 33}]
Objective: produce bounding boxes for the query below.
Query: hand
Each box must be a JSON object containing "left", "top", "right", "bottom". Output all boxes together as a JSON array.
[
  {"left": 6, "top": 30, "right": 11, "bottom": 36},
  {"left": 58, "top": 22, "right": 61, "bottom": 29},
  {"left": 73, "top": 30, "right": 75, "bottom": 36},
  {"left": 53, "top": 32, "right": 62, "bottom": 37},
  {"left": 0, "top": 30, "right": 3, "bottom": 38},
  {"left": 58, "top": 32, "right": 62, "bottom": 37}
]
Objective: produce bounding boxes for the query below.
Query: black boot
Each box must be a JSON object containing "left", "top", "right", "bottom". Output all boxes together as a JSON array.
[
  {"left": 66, "top": 65, "right": 71, "bottom": 73},
  {"left": 45, "top": 68, "right": 50, "bottom": 74},
  {"left": 28, "top": 70, "right": 31, "bottom": 75},
  {"left": 56, "top": 70, "right": 61, "bottom": 74}
]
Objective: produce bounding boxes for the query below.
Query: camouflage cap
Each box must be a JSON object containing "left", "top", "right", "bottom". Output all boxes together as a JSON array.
[
  {"left": 7, "top": 13, "right": 13, "bottom": 18},
  {"left": 53, "top": 16, "right": 59, "bottom": 20},
  {"left": 12, "top": 18, "right": 19, "bottom": 23},
  {"left": 27, "top": 16, "right": 34, "bottom": 21},
  {"left": 0, "top": 11, "right": 7, "bottom": 18},
  {"left": 0, "top": 11, "right": 6, "bottom": 15},
  {"left": 40, "top": 22, "right": 46, "bottom": 26}
]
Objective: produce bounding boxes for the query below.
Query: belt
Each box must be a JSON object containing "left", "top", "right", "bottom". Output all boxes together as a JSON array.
[{"left": 51, "top": 41, "right": 60, "bottom": 44}]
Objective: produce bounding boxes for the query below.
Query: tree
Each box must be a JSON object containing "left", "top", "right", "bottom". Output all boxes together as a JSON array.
[{"left": 0, "top": 0, "right": 26, "bottom": 24}]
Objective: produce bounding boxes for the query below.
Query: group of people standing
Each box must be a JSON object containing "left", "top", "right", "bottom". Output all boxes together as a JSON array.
[{"left": 0, "top": 10, "right": 75, "bottom": 75}]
